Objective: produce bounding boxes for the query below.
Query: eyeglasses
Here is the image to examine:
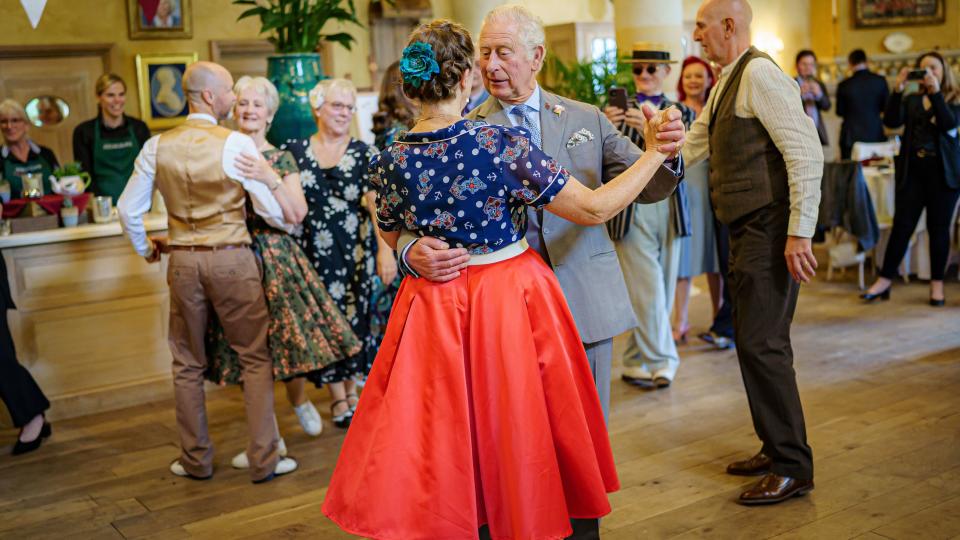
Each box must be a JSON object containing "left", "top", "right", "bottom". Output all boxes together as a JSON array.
[
  {"left": 633, "top": 65, "right": 662, "bottom": 76},
  {"left": 325, "top": 102, "right": 356, "bottom": 113}
]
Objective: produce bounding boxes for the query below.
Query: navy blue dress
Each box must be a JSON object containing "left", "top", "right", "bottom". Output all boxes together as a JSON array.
[
  {"left": 283, "top": 138, "right": 380, "bottom": 383},
  {"left": 370, "top": 120, "right": 569, "bottom": 251}
]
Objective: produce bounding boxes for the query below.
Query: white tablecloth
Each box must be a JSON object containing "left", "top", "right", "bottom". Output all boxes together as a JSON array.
[{"left": 861, "top": 165, "right": 959, "bottom": 280}]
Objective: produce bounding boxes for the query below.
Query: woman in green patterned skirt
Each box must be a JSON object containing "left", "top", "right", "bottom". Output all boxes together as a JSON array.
[{"left": 205, "top": 76, "right": 360, "bottom": 467}]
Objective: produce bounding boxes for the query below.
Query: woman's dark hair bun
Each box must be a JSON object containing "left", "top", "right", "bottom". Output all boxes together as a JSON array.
[{"left": 402, "top": 19, "right": 475, "bottom": 104}]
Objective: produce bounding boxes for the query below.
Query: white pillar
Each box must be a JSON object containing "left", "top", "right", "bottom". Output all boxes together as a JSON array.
[
  {"left": 613, "top": 0, "right": 684, "bottom": 98},
  {"left": 448, "top": 0, "right": 506, "bottom": 38}
]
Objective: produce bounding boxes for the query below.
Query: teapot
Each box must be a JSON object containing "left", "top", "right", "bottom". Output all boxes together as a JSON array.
[{"left": 49, "top": 172, "right": 91, "bottom": 196}]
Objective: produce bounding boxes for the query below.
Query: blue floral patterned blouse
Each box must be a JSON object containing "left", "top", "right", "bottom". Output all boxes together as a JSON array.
[{"left": 370, "top": 119, "right": 570, "bottom": 255}]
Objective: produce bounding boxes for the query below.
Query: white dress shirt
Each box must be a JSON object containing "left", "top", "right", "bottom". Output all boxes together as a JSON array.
[
  {"left": 683, "top": 49, "right": 823, "bottom": 238},
  {"left": 117, "top": 113, "right": 286, "bottom": 256}
]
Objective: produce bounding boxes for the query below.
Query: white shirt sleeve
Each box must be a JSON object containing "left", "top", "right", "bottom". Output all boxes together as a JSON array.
[
  {"left": 118, "top": 135, "right": 160, "bottom": 256},
  {"left": 741, "top": 59, "right": 824, "bottom": 238},
  {"left": 682, "top": 110, "right": 712, "bottom": 167},
  {"left": 223, "top": 132, "right": 290, "bottom": 232}
]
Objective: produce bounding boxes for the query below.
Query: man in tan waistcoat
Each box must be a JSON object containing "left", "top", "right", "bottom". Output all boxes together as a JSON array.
[
  {"left": 118, "top": 62, "right": 298, "bottom": 483},
  {"left": 683, "top": 0, "right": 822, "bottom": 505}
]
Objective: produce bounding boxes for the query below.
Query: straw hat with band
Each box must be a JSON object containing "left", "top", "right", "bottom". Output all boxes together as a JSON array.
[{"left": 626, "top": 42, "right": 678, "bottom": 64}]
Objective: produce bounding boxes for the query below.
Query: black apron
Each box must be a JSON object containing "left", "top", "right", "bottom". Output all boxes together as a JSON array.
[{"left": 92, "top": 119, "right": 140, "bottom": 203}]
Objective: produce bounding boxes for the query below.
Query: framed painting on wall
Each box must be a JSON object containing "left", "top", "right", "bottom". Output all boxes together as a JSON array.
[
  {"left": 853, "top": 0, "right": 945, "bottom": 28},
  {"left": 127, "top": 0, "right": 193, "bottom": 39},
  {"left": 135, "top": 53, "right": 198, "bottom": 130}
]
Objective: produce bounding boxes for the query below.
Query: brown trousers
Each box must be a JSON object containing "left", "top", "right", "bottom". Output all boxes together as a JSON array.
[{"left": 166, "top": 248, "right": 278, "bottom": 481}]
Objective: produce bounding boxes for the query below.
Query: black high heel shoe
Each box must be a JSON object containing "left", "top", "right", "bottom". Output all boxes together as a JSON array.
[
  {"left": 12, "top": 421, "right": 52, "bottom": 456},
  {"left": 860, "top": 286, "right": 891, "bottom": 302},
  {"left": 930, "top": 297, "right": 946, "bottom": 307}
]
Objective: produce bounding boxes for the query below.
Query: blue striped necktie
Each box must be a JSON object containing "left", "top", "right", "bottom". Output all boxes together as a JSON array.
[{"left": 509, "top": 104, "right": 542, "bottom": 147}]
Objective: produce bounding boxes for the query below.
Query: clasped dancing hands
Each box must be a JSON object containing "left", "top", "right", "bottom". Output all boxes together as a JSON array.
[{"left": 640, "top": 104, "right": 685, "bottom": 158}]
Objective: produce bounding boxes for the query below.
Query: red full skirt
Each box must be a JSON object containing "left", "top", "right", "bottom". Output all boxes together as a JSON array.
[{"left": 322, "top": 249, "right": 619, "bottom": 540}]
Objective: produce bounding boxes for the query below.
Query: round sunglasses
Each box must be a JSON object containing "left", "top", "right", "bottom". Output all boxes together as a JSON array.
[{"left": 633, "top": 65, "right": 663, "bottom": 75}]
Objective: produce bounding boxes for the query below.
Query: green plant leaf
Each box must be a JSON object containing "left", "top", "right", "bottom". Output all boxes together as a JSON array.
[
  {"left": 323, "top": 32, "right": 355, "bottom": 50},
  {"left": 236, "top": 6, "right": 266, "bottom": 21}
]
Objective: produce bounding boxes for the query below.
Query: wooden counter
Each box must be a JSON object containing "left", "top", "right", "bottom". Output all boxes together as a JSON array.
[{"left": 1, "top": 215, "right": 173, "bottom": 427}]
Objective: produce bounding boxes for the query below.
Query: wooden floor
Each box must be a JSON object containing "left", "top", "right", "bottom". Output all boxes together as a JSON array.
[{"left": 2, "top": 273, "right": 959, "bottom": 539}]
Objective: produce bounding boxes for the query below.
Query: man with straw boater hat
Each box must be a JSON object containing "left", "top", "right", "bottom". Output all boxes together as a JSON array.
[{"left": 604, "top": 42, "right": 693, "bottom": 391}]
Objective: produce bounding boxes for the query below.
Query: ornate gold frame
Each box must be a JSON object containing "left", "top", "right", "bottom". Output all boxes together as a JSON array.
[
  {"left": 127, "top": 0, "right": 193, "bottom": 40},
  {"left": 853, "top": 0, "right": 945, "bottom": 28},
  {"left": 135, "top": 53, "right": 198, "bottom": 131}
]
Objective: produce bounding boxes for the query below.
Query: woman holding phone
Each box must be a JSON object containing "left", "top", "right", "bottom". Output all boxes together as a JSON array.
[{"left": 861, "top": 51, "right": 960, "bottom": 306}]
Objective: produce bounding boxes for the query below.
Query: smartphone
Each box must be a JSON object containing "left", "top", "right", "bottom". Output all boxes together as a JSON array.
[
  {"left": 906, "top": 69, "right": 928, "bottom": 80},
  {"left": 607, "top": 87, "right": 628, "bottom": 111}
]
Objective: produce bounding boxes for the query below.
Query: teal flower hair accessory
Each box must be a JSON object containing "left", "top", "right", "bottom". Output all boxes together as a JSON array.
[{"left": 400, "top": 42, "right": 440, "bottom": 88}]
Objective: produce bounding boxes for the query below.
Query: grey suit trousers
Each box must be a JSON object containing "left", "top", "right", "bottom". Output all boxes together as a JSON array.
[{"left": 583, "top": 338, "right": 613, "bottom": 423}]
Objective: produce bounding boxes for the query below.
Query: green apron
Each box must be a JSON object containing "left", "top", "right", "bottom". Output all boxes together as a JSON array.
[
  {"left": 2, "top": 149, "right": 53, "bottom": 199},
  {"left": 92, "top": 118, "right": 140, "bottom": 203}
]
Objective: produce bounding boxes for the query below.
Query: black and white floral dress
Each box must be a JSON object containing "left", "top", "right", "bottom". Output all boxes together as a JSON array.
[{"left": 283, "top": 138, "right": 380, "bottom": 383}]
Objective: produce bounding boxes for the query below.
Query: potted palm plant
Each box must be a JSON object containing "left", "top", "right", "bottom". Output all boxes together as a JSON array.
[{"left": 233, "top": 0, "right": 363, "bottom": 144}]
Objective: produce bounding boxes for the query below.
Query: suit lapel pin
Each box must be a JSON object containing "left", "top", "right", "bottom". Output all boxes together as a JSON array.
[{"left": 551, "top": 104, "right": 565, "bottom": 116}]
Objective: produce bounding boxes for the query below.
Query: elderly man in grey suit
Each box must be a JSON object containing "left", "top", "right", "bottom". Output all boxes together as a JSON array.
[{"left": 397, "top": 3, "right": 685, "bottom": 428}]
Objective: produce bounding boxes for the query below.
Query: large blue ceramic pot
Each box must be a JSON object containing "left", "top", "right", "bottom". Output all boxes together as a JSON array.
[{"left": 266, "top": 53, "right": 325, "bottom": 146}]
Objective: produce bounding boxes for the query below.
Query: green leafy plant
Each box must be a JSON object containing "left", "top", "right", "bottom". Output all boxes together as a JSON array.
[
  {"left": 52, "top": 162, "right": 85, "bottom": 179},
  {"left": 232, "top": 0, "right": 362, "bottom": 53},
  {"left": 542, "top": 54, "right": 636, "bottom": 108}
]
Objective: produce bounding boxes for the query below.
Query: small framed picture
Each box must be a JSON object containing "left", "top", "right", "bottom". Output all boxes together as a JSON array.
[
  {"left": 135, "top": 53, "right": 198, "bottom": 130},
  {"left": 853, "top": 0, "right": 945, "bottom": 28},
  {"left": 127, "top": 0, "right": 193, "bottom": 39}
]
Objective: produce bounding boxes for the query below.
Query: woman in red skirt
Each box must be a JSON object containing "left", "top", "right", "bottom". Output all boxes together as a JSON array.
[{"left": 323, "top": 19, "right": 681, "bottom": 540}]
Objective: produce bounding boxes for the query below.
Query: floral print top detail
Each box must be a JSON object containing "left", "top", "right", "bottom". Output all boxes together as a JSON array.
[{"left": 370, "top": 119, "right": 570, "bottom": 255}]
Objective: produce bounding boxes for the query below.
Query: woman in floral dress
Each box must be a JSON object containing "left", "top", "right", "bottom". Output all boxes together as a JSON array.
[
  {"left": 282, "top": 78, "right": 397, "bottom": 428},
  {"left": 205, "top": 77, "right": 360, "bottom": 461}
]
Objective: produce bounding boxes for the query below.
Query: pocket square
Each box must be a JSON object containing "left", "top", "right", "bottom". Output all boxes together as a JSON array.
[{"left": 566, "top": 128, "right": 595, "bottom": 149}]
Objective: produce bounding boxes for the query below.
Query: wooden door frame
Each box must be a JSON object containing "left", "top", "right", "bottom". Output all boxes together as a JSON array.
[{"left": 0, "top": 43, "right": 114, "bottom": 68}]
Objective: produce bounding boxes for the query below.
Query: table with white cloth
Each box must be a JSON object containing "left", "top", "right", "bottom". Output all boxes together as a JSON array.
[{"left": 862, "top": 165, "right": 960, "bottom": 280}]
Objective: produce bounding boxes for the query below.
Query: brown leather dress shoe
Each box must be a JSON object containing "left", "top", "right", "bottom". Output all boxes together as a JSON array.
[
  {"left": 726, "top": 452, "right": 772, "bottom": 476},
  {"left": 737, "top": 473, "right": 814, "bottom": 505}
]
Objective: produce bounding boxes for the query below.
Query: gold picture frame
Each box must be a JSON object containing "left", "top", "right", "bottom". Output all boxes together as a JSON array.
[
  {"left": 135, "top": 53, "right": 198, "bottom": 130},
  {"left": 853, "top": 0, "right": 945, "bottom": 28},
  {"left": 127, "top": 0, "right": 193, "bottom": 40}
]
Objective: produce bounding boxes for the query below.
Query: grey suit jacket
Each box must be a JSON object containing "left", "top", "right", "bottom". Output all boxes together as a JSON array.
[{"left": 398, "top": 88, "right": 680, "bottom": 344}]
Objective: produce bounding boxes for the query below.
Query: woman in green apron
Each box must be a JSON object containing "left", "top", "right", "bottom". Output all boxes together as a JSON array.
[
  {"left": 0, "top": 99, "right": 60, "bottom": 199},
  {"left": 72, "top": 74, "right": 151, "bottom": 203}
]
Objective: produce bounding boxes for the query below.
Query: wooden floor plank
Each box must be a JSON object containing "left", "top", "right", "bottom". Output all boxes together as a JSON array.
[{"left": 869, "top": 495, "right": 960, "bottom": 540}]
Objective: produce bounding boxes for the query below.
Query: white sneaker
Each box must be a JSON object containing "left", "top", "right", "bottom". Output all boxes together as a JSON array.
[
  {"left": 169, "top": 459, "right": 210, "bottom": 480},
  {"left": 621, "top": 365, "right": 654, "bottom": 386},
  {"left": 274, "top": 456, "right": 298, "bottom": 476},
  {"left": 230, "top": 438, "right": 288, "bottom": 470},
  {"left": 252, "top": 457, "right": 299, "bottom": 484},
  {"left": 294, "top": 401, "right": 323, "bottom": 436},
  {"left": 652, "top": 359, "right": 680, "bottom": 388},
  {"left": 170, "top": 460, "right": 188, "bottom": 476}
]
